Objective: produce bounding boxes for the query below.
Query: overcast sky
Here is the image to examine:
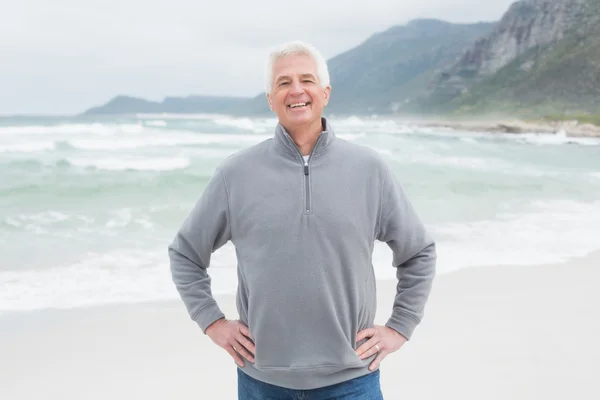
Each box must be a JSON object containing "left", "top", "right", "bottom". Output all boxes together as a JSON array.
[{"left": 1, "top": 0, "right": 516, "bottom": 115}]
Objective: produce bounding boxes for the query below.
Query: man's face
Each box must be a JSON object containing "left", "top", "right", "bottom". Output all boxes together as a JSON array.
[{"left": 267, "top": 54, "right": 331, "bottom": 130}]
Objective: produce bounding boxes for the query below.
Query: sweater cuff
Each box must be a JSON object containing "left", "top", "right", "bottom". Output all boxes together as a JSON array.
[
  {"left": 193, "top": 302, "right": 226, "bottom": 334},
  {"left": 385, "top": 311, "right": 420, "bottom": 340}
]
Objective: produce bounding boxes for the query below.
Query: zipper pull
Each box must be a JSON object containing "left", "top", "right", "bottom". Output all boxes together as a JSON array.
[{"left": 304, "top": 162, "right": 309, "bottom": 175}]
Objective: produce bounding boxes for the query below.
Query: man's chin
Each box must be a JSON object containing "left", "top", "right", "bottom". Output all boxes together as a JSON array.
[{"left": 284, "top": 111, "right": 316, "bottom": 125}]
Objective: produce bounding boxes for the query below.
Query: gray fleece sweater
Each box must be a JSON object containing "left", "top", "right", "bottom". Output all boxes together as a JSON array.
[{"left": 168, "top": 117, "right": 436, "bottom": 390}]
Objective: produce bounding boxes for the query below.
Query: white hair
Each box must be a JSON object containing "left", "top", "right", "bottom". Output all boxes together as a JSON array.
[{"left": 264, "top": 41, "right": 330, "bottom": 94}]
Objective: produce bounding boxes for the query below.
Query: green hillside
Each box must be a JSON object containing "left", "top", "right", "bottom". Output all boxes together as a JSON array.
[{"left": 416, "top": 0, "right": 600, "bottom": 121}]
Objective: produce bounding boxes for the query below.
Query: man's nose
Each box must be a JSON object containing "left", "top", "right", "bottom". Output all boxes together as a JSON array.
[{"left": 289, "top": 80, "right": 304, "bottom": 95}]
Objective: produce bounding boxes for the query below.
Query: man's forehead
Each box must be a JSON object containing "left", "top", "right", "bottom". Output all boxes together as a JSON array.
[
  {"left": 273, "top": 55, "right": 317, "bottom": 75},
  {"left": 275, "top": 72, "right": 317, "bottom": 80}
]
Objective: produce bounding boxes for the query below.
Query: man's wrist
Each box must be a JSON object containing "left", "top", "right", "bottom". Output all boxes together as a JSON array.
[
  {"left": 205, "top": 317, "right": 226, "bottom": 335},
  {"left": 385, "top": 325, "right": 408, "bottom": 341}
]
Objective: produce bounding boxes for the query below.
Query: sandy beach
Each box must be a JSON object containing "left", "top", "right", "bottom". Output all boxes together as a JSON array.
[{"left": 1, "top": 252, "right": 598, "bottom": 400}]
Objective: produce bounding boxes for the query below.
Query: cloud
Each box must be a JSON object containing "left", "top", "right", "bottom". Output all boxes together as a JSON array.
[{"left": 0, "top": 0, "right": 515, "bottom": 114}]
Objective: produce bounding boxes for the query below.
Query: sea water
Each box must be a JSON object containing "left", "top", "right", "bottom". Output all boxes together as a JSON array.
[{"left": 1, "top": 114, "right": 599, "bottom": 313}]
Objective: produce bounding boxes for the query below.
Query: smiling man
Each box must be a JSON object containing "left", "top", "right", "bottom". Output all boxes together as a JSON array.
[{"left": 168, "top": 41, "right": 437, "bottom": 399}]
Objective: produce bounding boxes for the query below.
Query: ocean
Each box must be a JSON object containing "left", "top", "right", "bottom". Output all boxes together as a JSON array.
[{"left": 1, "top": 114, "right": 599, "bottom": 314}]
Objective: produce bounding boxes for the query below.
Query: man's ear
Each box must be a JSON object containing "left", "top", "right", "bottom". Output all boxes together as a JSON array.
[
  {"left": 266, "top": 93, "right": 273, "bottom": 111},
  {"left": 323, "top": 86, "right": 331, "bottom": 106}
]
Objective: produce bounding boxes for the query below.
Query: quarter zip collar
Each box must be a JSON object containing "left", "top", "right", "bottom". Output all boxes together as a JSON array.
[{"left": 273, "top": 117, "right": 336, "bottom": 161}]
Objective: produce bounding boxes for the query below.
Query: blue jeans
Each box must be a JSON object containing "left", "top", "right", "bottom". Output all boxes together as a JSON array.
[{"left": 237, "top": 368, "right": 384, "bottom": 400}]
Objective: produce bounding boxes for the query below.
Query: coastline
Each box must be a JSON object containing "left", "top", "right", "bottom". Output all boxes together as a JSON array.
[
  {"left": 1, "top": 251, "right": 599, "bottom": 399},
  {"left": 406, "top": 117, "right": 600, "bottom": 138}
]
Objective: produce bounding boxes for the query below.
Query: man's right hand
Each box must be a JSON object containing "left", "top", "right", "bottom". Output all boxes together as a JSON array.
[{"left": 205, "top": 318, "right": 255, "bottom": 367}]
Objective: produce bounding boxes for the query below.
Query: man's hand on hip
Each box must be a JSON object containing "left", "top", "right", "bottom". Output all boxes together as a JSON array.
[
  {"left": 206, "top": 318, "right": 255, "bottom": 367},
  {"left": 355, "top": 325, "right": 408, "bottom": 371}
]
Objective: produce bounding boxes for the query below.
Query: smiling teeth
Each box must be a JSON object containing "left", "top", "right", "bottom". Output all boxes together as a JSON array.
[{"left": 290, "top": 102, "right": 307, "bottom": 108}]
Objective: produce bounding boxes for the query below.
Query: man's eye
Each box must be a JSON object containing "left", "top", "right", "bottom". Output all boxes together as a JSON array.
[
  {"left": 279, "top": 81, "right": 290, "bottom": 86},
  {"left": 302, "top": 80, "right": 314, "bottom": 83}
]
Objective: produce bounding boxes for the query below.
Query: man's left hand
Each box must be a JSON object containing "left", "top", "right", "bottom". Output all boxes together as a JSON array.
[{"left": 355, "top": 325, "right": 408, "bottom": 371}]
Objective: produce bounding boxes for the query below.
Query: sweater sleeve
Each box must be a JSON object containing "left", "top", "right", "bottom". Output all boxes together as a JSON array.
[
  {"left": 376, "top": 165, "right": 437, "bottom": 340},
  {"left": 168, "top": 167, "right": 232, "bottom": 334}
]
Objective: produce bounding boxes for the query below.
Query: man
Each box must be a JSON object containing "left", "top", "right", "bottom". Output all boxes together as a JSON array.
[{"left": 168, "top": 41, "right": 437, "bottom": 399}]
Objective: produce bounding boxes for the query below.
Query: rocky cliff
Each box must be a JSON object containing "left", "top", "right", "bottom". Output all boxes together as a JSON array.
[{"left": 420, "top": 0, "right": 600, "bottom": 117}]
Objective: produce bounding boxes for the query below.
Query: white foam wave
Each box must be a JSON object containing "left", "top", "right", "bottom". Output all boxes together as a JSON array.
[
  {"left": 589, "top": 172, "right": 600, "bottom": 182},
  {"left": 2, "top": 199, "right": 599, "bottom": 313},
  {"left": 64, "top": 133, "right": 270, "bottom": 151},
  {"left": 0, "top": 123, "right": 145, "bottom": 136},
  {"left": 0, "top": 141, "right": 55, "bottom": 153},
  {"left": 209, "top": 116, "right": 281, "bottom": 134},
  {"left": 420, "top": 126, "right": 600, "bottom": 146},
  {"left": 136, "top": 113, "right": 225, "bottom": 120},
  {"left": 432, "top": 199, "right": 600, "bottom": 271},
  {"left": 2, "top": 211, "right": 76, "bottom": 235},
  {"left": 516, "top": 131, "right": 600, "bottom": 146},
  {"left": 213, "top": 117, "right": 257, "bottom": 131},
  {"left": 407, "top": 154, "right": 510, "bottom": 170},
  {"left": 373, "top": 148, "right": 393, "bottom": 156},
  {"left": 0, "top": 244, "right": 239, "bottom": 313},
  {"left": 145, "top": 120, "right": 167, "bottom": 127},
  {"left": 67, "top": 156, "right": 190, "bottom": 171},
  {"left": 3, "top": 208, "right": 161, "bottom": 237},
  {"left": 332, "top": 116, "right": 367, "bottom": 127},
  {"left": 372, "top": 199, "right": 600, "bottom": 280},
  {"left": 330, "top": 116, "right": 414, "bottom": 134},
  {"left": 20, "top": 211, "right": 70, "bottom": 224},
  {"left": 337, "top": 133, "right": 367, "bottom": 141}
]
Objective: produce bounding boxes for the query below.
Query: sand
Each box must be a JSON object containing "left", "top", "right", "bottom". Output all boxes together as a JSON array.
[{"left": 1, "top": 252, "right": 598, "bottom": 400}]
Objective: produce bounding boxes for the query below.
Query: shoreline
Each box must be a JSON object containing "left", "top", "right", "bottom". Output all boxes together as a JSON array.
[
  {"left": 2, "top": 247, "right": 599, "bottom": 320},
  {"left": 3, "top": 113, "right": 600, "bottom": 138},
  {"left": 1, "top": 251, "right": 599, "bottom": 399},
  {"left": 403, "top": 117, "right": 600, "bottom": 138}
]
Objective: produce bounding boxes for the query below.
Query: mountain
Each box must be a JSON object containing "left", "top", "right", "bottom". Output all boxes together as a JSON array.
[
  {"left": 82, "top": 95, "right": 251, "bottom": 115},
  {"left": 325, "top": 19, "right": 494, "bottom": 114},
  {"left": 83, "top": 96, "right": 162, "bottom": 114},
  {"left": 83, "top": 0, "right": 600, "bottom": 122},
  {"left": 82, "top": 19, "right": 494, "bottom": 116},
  {"left": 238, "top": 19, "right": 494, "bottom": 115},
  {"left": 416, "top": 0, "right": 600, "bottom": 118}
]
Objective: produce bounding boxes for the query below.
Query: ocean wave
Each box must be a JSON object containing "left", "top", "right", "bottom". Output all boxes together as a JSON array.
[
  {"left": 1, "top": 207, "right": 166, "bottom": 235},
  {"left": 0, "top": 244, "right": 239, "bottom": 313},
  {"left": 516, "top": 131, "right": 600, "bottom": 146},
  {"left": 429, "top": 199, "right": 600, "bottom": 271},
  {"left": 63, "top": 132, "right": 270, "bottom": 151},
  {"left": 0, "top": 123, "right": 145, "bottom": 136},
  {"left": 587, "top": 172, "right": 600, "bottom": 186},
  {"left": 144, "top": 120, "right": 167, "bottom": 127},
  {"left": 134, "top": 114, "right": 278, "bottom": 132},
  {"left": 135, "top": 113, "right": 225, "bottom": 120},
  {"left": 2, "top": 211, "right": 79, "bottom": 234},
  {"left": 213, "top": 117, "right": 258, "bottom": 131},
  {"left": 3, "top": 198, "right": 599, "bottom": 313},
  {"left": 0, "top": 132, "right": 271, "bottom": 154},
  {"left": 66, "top": 156, "right": 191, "bottom": 171},
  {"left": 0, "top": 133, "right": 271, "bottom": 154},
  {"left": 420, "top": 126, "right": 600, "bottom": 146},
  {"left": 211, "top": 116, "right": 278, "bottom": 133},
  {"left": 329, "top": 116, "right": 416, "bottom": 135},
  {"left": 0, "top": 141, "right": 56, "bottom": 153},
  {"left": 404, "top": 153, "right": 510, "bottom": 170}
]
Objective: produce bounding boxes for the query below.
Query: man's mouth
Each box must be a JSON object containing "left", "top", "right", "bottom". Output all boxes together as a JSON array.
[{"left": 287, "top": 102, "right": 311, "bottom": 109}]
